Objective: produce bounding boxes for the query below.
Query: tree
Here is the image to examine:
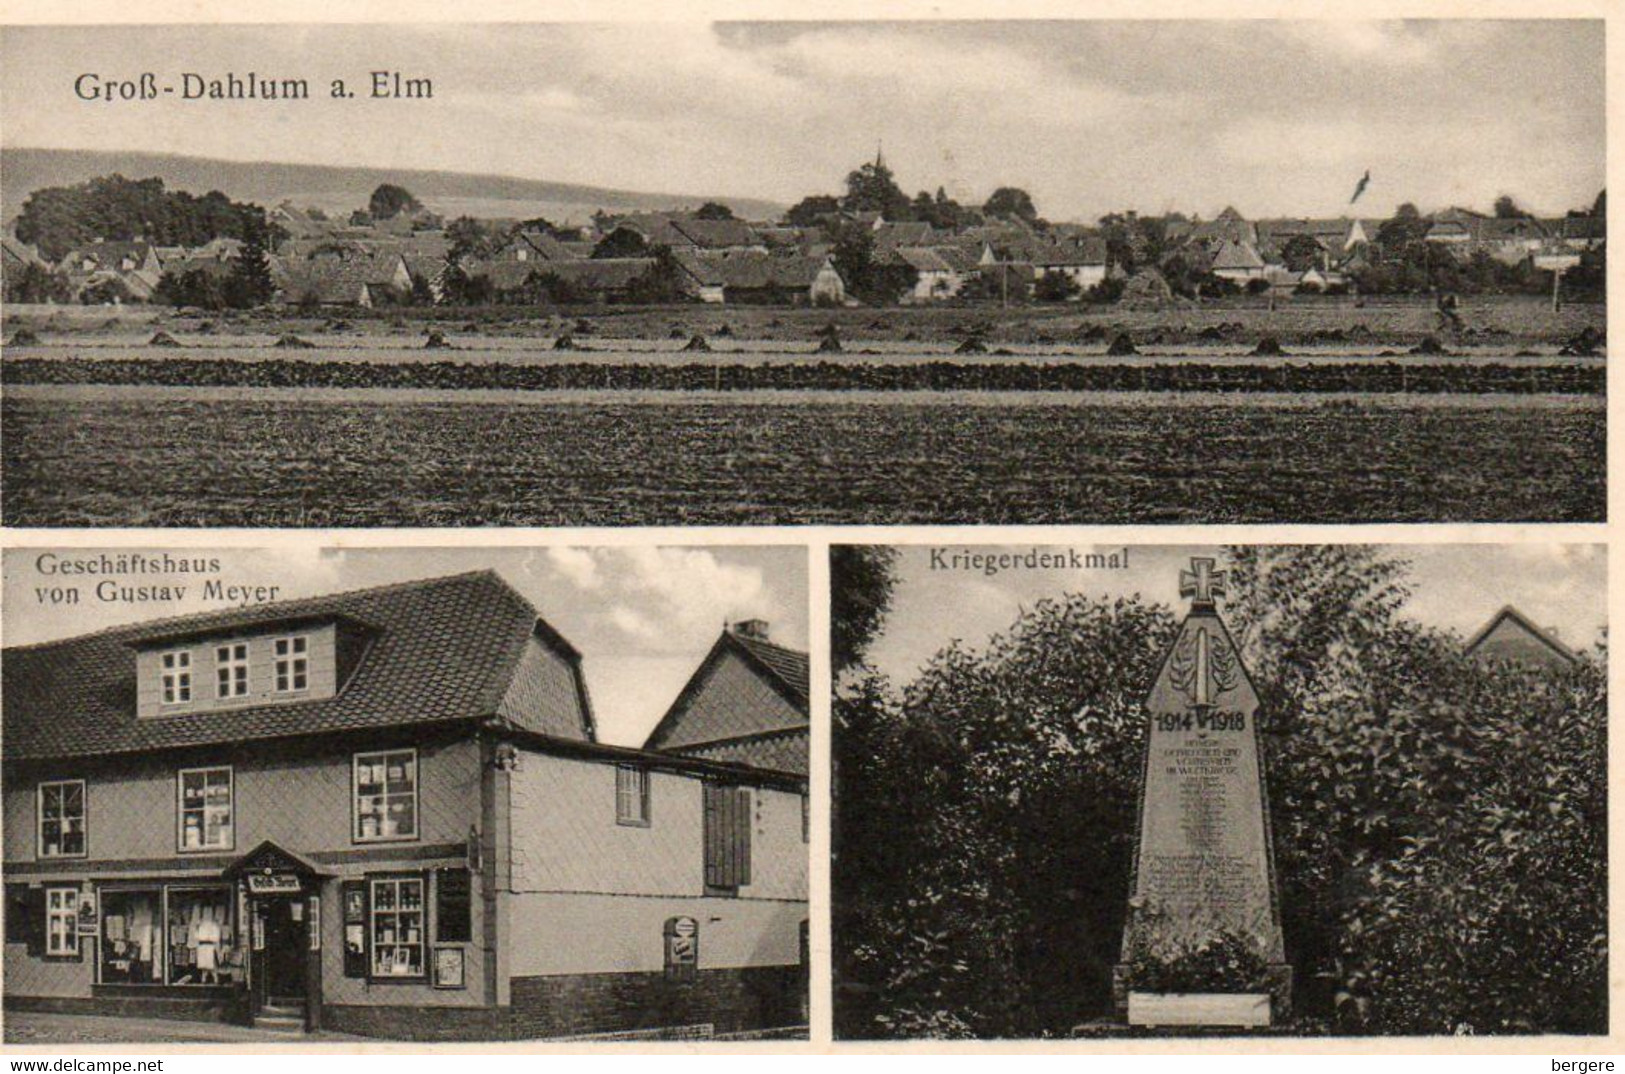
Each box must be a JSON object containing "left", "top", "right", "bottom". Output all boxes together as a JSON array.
[
  {"left": 1376, "top": 203, "right": 1428, "bottom": 252},
  {"left": 695, "top": 202, "right": 735, "bottom": 221},
  {"left": 1592, "top": 189, "right": 1606, "bottom": 218},
  {"left": 831, "top": 546, "right": 900, "bottom": 675},
  {"left": 368, "top": 183, "right": 423, "bottom": 220},
  {"left": 4, "top": 261, "right": 73, "bottom": 304},
  {"left": 14, "top": 174, "right": 279, "bottom": 261},
  {"left": 1494, "top": 194, "right": 1530, "bottom": 219},
  {"left": 592, "top": 227, "right": 649, "bottom": 259},
  {"left": 833, "top": 546, "right": 1606, "bottom": 1038},
  {"left": 1033, "top": 270, "right": 1081, "bottom": 302},
  {"left": 912, "top": 188, "right": 970, "bottom": 232},
  {"left": 842, "top": 159, "right": 912, "bottom": 221},
  {"left": 626, "top": 245, "right": 686, "bottom": 304},
  {"left": 830, "top": 222, "right": 917, "bottom": 306},
  {"left": 983, "top": 187, "right": 1039, "bottom": 225},
  {"left": 224, "top": 215, "right": 275, "bottom": 308},
  {"left": 785, "top": 195, "right": 840, "bottom": 228},
  {"left": 1280, "top": 234, "right": 1327, "bottom": 273},
  {"left": 446, "top": 216, "right": 503, "bottom": 261}
]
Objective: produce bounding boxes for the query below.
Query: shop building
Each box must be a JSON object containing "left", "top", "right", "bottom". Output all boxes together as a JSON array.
[{"left": 3, "top": 571, "right": 808, "bottom": 1039}]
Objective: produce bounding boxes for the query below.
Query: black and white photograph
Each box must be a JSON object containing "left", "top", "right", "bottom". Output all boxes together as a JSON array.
[
  {"left": 0, "top": 545, "right": 810, "bottom": 1043},
  {"left": 831, "top": 543, "right": 1606, "bottom": 1037},
  {"left": 0, "top": 19, "right": 1605, "bottom": 526}
]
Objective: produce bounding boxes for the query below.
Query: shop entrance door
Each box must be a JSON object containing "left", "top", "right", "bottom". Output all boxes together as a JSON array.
[{"left": 258, "top": 898, "right": 307, "bottom": 1003}]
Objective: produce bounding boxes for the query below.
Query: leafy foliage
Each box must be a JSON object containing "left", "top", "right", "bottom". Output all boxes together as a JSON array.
[
  {"left": 367, "top": 183, "right": 423, "bottom": 220},
  {"left": 15, "top": 174, "right": 279, "bottom": 262},
  {"left": 832, "top": 546, "right": 1606, "bottom": 1037},
  {"left": 831, "top": 546, "right": 899, "bottom": 674}
]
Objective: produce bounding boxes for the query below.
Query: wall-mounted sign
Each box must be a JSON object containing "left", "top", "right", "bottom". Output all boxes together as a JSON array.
[
  {"left": 664, "top": 916, "right": 699, "bottom": 982},
  {"left": 434, "top": 946, "right": 465, "bottom": 990},
  {"left": 77, "top": 891, "right": 98, "bottom": 935},
  {"left": 247, "top": 874, "right": 302, "bottom": 895}
]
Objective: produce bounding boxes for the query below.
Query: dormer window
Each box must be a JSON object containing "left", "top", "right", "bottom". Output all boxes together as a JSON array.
[
  {"left": 161, "top": 650, "right": 192, "bottom": 705},
  {"left": 215, "top": 643, "right": 249, "bottom": 699},
  {"left": 274, "top": 636, "right": 309, "bottom": 693}
]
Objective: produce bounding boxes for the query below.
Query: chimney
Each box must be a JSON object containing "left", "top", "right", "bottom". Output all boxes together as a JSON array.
[{"left": 731, "top": 619, "right": 770, "bottom": 641}]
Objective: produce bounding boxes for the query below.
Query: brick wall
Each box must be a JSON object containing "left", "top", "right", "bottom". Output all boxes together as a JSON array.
[
  {"left": 320, "top": 965, "right": 805, "bottom": 1040},
  {"left": 508, "top": 965, "right": 805, "bottom": 1039}
]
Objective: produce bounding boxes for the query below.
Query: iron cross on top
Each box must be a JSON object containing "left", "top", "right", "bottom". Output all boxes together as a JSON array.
[{"left": 1180, "top": 557, "right": 1228, "bottom": 609}]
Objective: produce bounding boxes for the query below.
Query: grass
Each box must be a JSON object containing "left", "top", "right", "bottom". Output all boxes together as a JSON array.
[{"left": 2, "top": 392, "right": 1602, "bottom": 526}]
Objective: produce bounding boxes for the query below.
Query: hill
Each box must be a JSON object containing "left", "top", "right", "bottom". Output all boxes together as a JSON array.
[{"left": 1, "top": 148, "right": 785, "bottom": 226}]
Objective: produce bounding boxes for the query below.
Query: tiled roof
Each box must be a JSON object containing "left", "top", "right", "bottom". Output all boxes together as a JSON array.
[
  {"left": 730, "top": 633, "right": 809, "bottom": 707},
  {"left": 895, "top": 246, "right": 956, "bottom": 273},
  {"left": 3, "top": 571, "right": 552, "bottom": 762},
  {"left": 642, "top": 629, "right": 810, "bottom": 759},
  {"left": 1212, "top": 239, "right": 1265, "bottom": 270},
  {"left": 278, "top": 252, "right": 406, "bottom": 302},
  {"left": 671, "top": 218, "right": 762, "bottom": 249}
]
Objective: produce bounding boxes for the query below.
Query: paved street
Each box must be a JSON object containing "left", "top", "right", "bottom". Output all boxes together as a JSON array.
[{"left": 3, "top": 1011, "right": 361, "bottom": 1045}]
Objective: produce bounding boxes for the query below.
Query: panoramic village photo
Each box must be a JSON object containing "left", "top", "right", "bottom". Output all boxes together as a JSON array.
[
  {"left": 0, "top": 20, "right": 1605, "bottom": 526},
  {"left": 831, "top": 543, "right": 1606, "bottom": 1038},
  {"left": 0, "top": 545, "right": 810, "bottom": 1043}
]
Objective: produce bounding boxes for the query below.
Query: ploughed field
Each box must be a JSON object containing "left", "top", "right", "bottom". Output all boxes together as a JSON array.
[{"left": 1, "top": 388, "right": 1603, "bottom": 526}]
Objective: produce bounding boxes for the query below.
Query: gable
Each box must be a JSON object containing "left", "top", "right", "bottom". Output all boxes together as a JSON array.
[
  {"left": 495, "top": 631, "right": 595, "bottom": 741},
  {"left": 645, "top": 641, "right": 807, "bottom": 754},
  {"left": 1467, "top": 610, "right": 1578, "bottom": 670}
]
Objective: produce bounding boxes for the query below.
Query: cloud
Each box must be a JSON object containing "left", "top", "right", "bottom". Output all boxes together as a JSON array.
[{"left": 545, "top": 546, "right": 602, "bottom": 591}]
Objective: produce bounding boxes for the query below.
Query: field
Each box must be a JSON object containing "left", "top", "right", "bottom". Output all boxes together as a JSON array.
[{"left": 1, "top": 388, "right": 1602, "bottom": 526}]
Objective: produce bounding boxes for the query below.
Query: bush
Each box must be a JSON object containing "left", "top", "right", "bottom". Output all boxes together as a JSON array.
[{"left": 832, "top": 547, "right": 1606, "bottom": 1038}]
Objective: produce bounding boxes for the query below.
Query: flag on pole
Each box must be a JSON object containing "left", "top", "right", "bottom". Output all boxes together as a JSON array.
[{"left": 1350, "top": 170, "right": 1372, "bottom": 205}]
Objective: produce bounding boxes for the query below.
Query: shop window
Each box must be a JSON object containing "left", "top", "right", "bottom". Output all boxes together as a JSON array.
[
  {"left": 45, "top": 887, "right": 78, "bottom": 958},
  {"left": 369, "top": 876, "right": 425, "bottom": 979},
  {"left": 161, "top": 650, "right": 192, "bottom": 705},
  {"left": 38, "top": 780, "right": 86, "bottom": 859},
  {"left": 354, "top": 750, "right": 418, "bottom": 842},
  {"left": 274, "top": 635, "right": 308, "bottom": 693},
  {"left": 167, "top": 887, "right": 240, "bottom": 986},
  {"left": 177, "top": 767, "right": 234, "bottom": 852},
  {"left": 215, "top": 643, "right": 249, "bottom": 699},
  {"left": 615, "top": 765, "right": 650, "bottom": 826},
  {"left": 100, "top": 889, "right": 160, "bottom": 982}
]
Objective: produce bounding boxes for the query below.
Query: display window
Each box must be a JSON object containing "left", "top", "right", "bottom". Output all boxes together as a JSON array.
[
  {"left": 177, "top": 767, "right": 234, "bottom": 852},
  {"left": 354, "top": 750, "right": 418, "bottom": 842},
  {"left": 99, "top": 889, "right": 160, "bottom": 982},
  {"left": 369, "top": 876, "right": 425, "bottom": 979},
  {"left": 166, "top": 887, "right": 240, "bottom": 985},
  {"left": 97, "top": 885, "right": 239, "bottom": 986}
]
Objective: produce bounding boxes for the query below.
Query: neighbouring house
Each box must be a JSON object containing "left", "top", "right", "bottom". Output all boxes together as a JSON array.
[
  {"left": 496, "top": 231, "right": 581, "bottom": 265},
  {"left": 59, "top": 240, "right": 163, "bottom": 278},
  {"left": 1463, "top": 606, "right": 1581, "bottom": 671},
  {"left": 1, "top": 571, "right": 809, "bottom": 1040},
  {"left": 643, "top": 621, "right": 809, "bottom": 778},
  {"left": 1209, "top": 239, "right": 1267, "bottom": 282},
  {"left": 277, "top": 252, "right": 413, "bottom": 308},
  {"left": 894, "top": 246, "right": 965, "bottom": 302},
  {"left": 699, "top": 253, "right": 846, "bottom": 306},
  {"left": 598, "top": 215, "right": 767, "bottom": 256},
  {"left": 1030, "top": 237, "right": 1110, "bottom": 293}
]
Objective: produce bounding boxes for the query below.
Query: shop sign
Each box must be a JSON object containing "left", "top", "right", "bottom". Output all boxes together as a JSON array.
[{"left": 247, "top": 873, "right": 302, "bottom": 895}]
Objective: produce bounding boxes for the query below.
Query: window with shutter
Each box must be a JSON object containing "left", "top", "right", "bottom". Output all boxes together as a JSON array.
[{"left": 702, "top": 783, "right": 751, "bottom": 896}]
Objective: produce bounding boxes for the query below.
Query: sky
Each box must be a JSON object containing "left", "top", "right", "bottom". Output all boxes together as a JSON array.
[
  {"left": 0, "top": 20, "right": 1604, "bottom": 221},
  {"left": 2, "top": 545, "right": 808, "bottom": 747},
  {"left": 864, "top": 544, "right": 1607, "bottom": 686}
]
